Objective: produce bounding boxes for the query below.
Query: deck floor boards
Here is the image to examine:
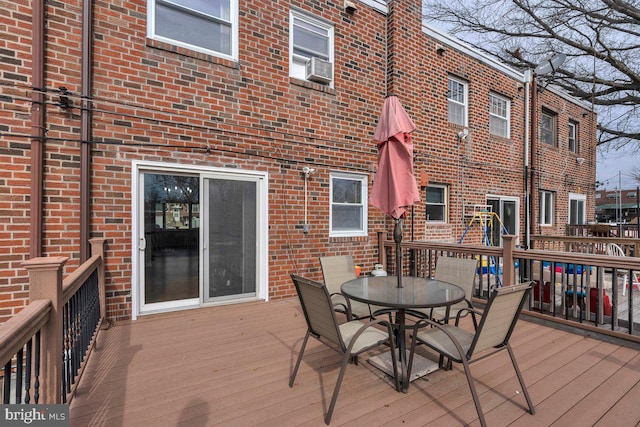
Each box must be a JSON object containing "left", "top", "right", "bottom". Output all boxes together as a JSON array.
[{"left": 70, "top": 299, "right": 640, "bottom": 426}]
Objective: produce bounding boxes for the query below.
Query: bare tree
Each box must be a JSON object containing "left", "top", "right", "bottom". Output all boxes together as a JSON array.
[{"left": 422, "top": 0, "right": 640, "bottom": 149}]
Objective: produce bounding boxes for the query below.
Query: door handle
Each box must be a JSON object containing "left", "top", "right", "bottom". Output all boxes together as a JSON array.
[{"left": 138, "top": 237, "right": 146, "bottom": 251}]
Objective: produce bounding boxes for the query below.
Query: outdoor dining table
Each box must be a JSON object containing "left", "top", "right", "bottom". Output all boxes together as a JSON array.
[{"left": 341, "top": 275, "right": 466, "bottom": 392}]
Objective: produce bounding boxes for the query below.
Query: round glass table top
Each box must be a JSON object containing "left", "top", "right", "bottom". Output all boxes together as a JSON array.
[{"left": 341, "top": 276, "right": 465, "bottom": 309}]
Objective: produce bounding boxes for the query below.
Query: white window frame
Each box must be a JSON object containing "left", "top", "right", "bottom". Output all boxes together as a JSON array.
[
  {"left": 425, "top": 184, "right": 448, "bottom": 223},
  {"left": 569, "top": 193, "right": 586, "bottom": 225},
  {"left": 447, "top": 77, "right": 468, "bottom": 126},
  {"left": 289, "top": 10, "right": 334, "bottom": 84},
  {"left": 568, "top": 121, "right": 578, "bottom": 152},
  {"left": 540, "top": 190, "right": 554, "bottom": 226},
  {"left": 489, "top": 93, "right": 510, "bottom": 138},
  {"left": 147, "top": 0, "right": 238, "bottom": 61},
  {"left": 329, "top": 172, "right": 367, "bottom": 237}
]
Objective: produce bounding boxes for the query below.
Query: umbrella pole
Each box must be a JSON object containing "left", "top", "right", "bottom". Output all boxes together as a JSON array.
[{"left": 394, "top": 218, "right": 403, "bottom": 288}]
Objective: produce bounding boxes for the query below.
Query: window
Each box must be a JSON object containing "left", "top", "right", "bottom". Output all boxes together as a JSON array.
[
  {"left": 568, "top": 120, "right": 578, "bottom": 152},
  {"left": 595, "top": 193, "right": 601, "bottom": 199},
  {"left": 290, "top": 10, "right": 334, "bottom": 83},
  {"left": 539, "top": 190, "right": 554, "bottom": 225},
  {"left": 330, "top": 172, "right": 367, "bottom": 236},
  {"left": 447, "top": 77, "right": 467, "bottom": 126},
  {"left": 569, "top": 193, "right": 586, "bottom": 225},
  {"left": 627, "top": 192, "right": 637, "bottom": 198},
  {"left": 489, "top": 93, "right": 510, "bottom": 138},
  {"left": 540, "top": 109, "right": 557, "bottom": 146},
  {"left": 426, "top": 185, "right": 448, "bottom": 222},
  {"left": 149, "top": 0, "right": 238, "bottom": 60}
]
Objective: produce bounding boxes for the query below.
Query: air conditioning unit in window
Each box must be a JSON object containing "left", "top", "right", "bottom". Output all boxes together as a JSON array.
[{"left": 305, "top": 57, "right": 333, "bottom": 83}]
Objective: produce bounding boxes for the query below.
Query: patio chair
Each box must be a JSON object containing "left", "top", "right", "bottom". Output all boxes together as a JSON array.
[
  {"left": 606, "top": 243, "right": 640, "bottom": 296},
  {"left": 407, "top": 256, "right": 479, "bottom": 327},
  {"left": 319, "top": 255, "right": 372, "bottom": 319},
  {"left": 407, "top": 282, "right": 535, "bottom": 427},
  {"left": 289, "top": 275, "right": 399, "bottom": 424}
]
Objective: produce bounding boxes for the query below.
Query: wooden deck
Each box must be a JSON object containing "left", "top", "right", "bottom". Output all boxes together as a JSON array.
[{"left": 70, "top": 299, "right": 640, "bottom": 426}]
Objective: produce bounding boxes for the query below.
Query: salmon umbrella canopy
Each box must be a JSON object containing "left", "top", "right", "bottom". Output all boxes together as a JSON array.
[{"left": 370, "top": 95, "right": 420, "bottom": 287}]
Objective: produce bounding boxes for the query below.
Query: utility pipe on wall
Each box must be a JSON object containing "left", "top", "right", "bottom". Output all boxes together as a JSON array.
[
  {"left": 523, "top": 70, "right": 532, "bottom": 250},
  {"left": 80, "top": 0, "right": 94, "bottom": 262},
  {"left": 302, "top": 167, "right": 315, "bottom": 233},
  {"left": 29, "top": 0, "right": 46, "bottom": 258}
]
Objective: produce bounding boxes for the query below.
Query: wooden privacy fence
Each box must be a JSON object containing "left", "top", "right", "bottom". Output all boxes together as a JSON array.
[{"left": 0, "top": 238, "right": 106, "bottom": 405}]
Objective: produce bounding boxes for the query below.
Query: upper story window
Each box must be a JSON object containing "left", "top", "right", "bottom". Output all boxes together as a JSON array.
[
  {"left": 149, "top": 0, "right": 238, "bottom": 60},
  {"left": 290, "top": 10, "right": 334, "bottom": 84},
  {"left": 489, "top": 93, "right": 510, "bottom": 138},
  {"left": 540, "top": 190, "right": 554, "bottom": 226},
  {"left": 330, "top": 172, "right": 367, "bottom": 237},
  {"left": 447, "top": 77, "right": 468, "bottom": 126},
  {"left": 568, "top": 120, "right": 578, "bottom": 153},
  {"left": 540, "top": 108, "right": 557, "bottom": 146},
  {"left": 425, "top": 184, "right": 448, "bottom": 222}
]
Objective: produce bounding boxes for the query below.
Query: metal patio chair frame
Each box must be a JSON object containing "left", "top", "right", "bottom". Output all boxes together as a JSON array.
[
  {"left": 407, "top": 282, "right": 535, "bottom": 427},
  {"left": 406, "top": 256, "right": 479, "bottom": 328},
  {"left": 319, "top": 255, "right": 373, "bottom": 319},
  {"left": 289, "top": 274, "right": 400, "bottom": 424}
]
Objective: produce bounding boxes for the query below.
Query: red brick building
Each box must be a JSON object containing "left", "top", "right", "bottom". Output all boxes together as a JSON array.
[{"left": 0, "top": 0, "right": 595, "bottom": 322}]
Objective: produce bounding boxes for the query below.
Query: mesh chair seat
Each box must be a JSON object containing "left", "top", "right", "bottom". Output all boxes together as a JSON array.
[
  {"left": 339, "top": 321, "right": 390, "bottom": 353},
  {"left": 414, "top": 323, "right": 474, "bottom": 361}
]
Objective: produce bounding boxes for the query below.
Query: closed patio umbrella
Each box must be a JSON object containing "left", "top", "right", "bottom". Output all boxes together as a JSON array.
[{"left": 370, "top": 94, "right": 420, "bottom": 287}]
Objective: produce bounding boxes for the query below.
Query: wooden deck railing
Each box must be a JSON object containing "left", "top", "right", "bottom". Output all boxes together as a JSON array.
[
  {"left": 378, "top": 233, "right": 640, "bottom": 344},
  {"left": 531, "top": 234, "right": 640, "bottom": 256},
  {"left": 0, "top": 238, "right": 106, "bottom": 404}
]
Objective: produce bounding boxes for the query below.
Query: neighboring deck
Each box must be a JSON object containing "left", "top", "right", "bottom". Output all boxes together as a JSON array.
[{"left": 70, "top": 299, "right": 640, "bottom": 426}]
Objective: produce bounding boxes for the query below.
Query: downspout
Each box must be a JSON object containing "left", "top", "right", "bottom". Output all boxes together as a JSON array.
[
  {"left": 530, "top": 72, "right": 538, "bottom": 244},
  {"left": 30, "top": 0, "right": 46, "bottom": 259},
  {"left": 523, "top": 70, "right": 532, "bottom": 250},
  {"left": 80, "top": 0, "right": 94, "bottom": 262}
]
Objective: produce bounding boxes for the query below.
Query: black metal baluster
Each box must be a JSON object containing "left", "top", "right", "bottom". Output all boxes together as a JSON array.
[
  {"left": 3, "top": 360, "right": 11, "bottom": 404},
  {"left": 15, "top": 348, "right": 23, "bottom": 404},
  {"left": 25, "top": 339, "right": 32, "bottom": 404},
  {"left": 62, "top": 300, "right": 70, "bottom": 401},
  {"left": 73, "top": 291, "right": 81, "bottom": 383},
  {"left": 34, "top": 331, "right": 41, "bottom": 404},
  {"left": 81, "top": 281, "right": 88, "bottom": 365}
]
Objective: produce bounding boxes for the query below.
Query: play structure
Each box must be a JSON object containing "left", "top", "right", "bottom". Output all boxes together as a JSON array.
[{"left": 459, "top": 205, "right": 510, "bottom": 286}]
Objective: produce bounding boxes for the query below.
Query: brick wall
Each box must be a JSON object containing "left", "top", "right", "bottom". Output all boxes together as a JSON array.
[{"left": 0, "top": 0, "right": 596, "bottom": 322}]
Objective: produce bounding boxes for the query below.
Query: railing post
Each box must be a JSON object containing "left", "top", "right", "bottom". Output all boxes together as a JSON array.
[
  {"left": 502, "top": 235, "right": 515, "bottom": 286},
  {"left": 89, "top": 238, "right": 107, "bottom": 322},
  {"left": 22, "top": 256, "right": 68, "bottom": 404}
]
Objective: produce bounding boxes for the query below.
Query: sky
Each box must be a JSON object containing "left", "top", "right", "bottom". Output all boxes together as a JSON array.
[{"left": 596, "top": 144, "right": 639, "bottom": 191}]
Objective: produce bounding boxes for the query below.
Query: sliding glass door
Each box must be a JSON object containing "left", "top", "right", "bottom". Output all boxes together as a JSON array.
[{"left": 134, "top": 163, "right": 267, "bottom": 317}]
